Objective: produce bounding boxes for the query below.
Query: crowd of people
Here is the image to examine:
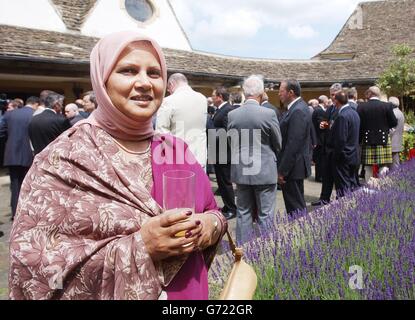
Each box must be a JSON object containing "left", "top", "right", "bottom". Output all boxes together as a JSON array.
[
  {"left": 0, "top": 30, "right": 407, "bottom": 300},
  {"left": 154, "top": 77, "right": 406, "bottom": 245},
  {"left": 308, "top": 85, "right": 404, "bottom": 206},
  {"left": 0, "top": 90, "right": 97, "bottom": 220}
]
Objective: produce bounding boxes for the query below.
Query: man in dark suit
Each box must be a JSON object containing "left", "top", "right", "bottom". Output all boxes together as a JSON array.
[
  {"left": 64, "top": 103, "right": 85, "bottom": 126},
  {"left": 80, "top": 91, "right": 97, "bottom": 118},
  {"left": 29, "top": 93, "right": 70, "bottom": 155},
  {"left": 207, "top": 97, "right": 216, "bottom": 116},
  {"left": 0, "top": 96, "right": 40, "bottom": 219},
  {"left": 328, "top": 90, "right": 360, "bottom": 197},
  {"left": 347, "top": 87, "right": 358, "bottom": 110},
  {"left": 312, "top": 95, "right": 330, "bottom": 182},
  {"left": 346, "top": 87, "right": 360, "bottom": 184},
  {"left": 230, "top": 92, "right": 243, "bottom": 111},
  {"left": 261, "top": 91, "right": 282, "bottom": 121},
  {"left": 312, "top": 83, "right": 343, "bottom": 206},
  {"left": 278, "top": 79, "right": 312, "bottom": 215},
  {"left": 357, "top": 86, "right": 397, "bottom": 180},
  {"left": 210, "top": 86, "right": 237, "bottom": 219}
]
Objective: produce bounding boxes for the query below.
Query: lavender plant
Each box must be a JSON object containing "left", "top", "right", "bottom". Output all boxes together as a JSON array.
[{"left": 211, "top": 160, "right": 415, "bottom": 300}]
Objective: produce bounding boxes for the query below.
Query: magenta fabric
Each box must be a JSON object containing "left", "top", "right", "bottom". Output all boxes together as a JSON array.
[{"left": 150, "top": 134, "right": 218, "bottom": 300}]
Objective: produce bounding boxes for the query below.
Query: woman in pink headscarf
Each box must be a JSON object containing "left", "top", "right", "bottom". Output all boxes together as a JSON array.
[{"left": 9, "top": 31, "right": 227, "bottom": 300}]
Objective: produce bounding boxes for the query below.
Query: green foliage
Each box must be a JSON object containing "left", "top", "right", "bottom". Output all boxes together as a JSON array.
[
  {"left": 401, "top": 132, "right": 415, "bottom": 162},
  {"left": 405, "top": 111, "right": 415, "bottom": 127},
  {"left": 377, "top": 44, "right": 415, "bottom": 110}
]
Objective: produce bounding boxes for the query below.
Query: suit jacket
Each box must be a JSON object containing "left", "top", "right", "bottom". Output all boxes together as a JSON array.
[
  {"left": 213, "top": 102, "right": 233, "bottom": 130},
  {"left": 29, "top": 109, "right": 71, "bottom": 155},
  {"left": 323, "top": 104, "right": 339, "bottom": 154},
  {"left": 278, "top": 98, "right": 312, "bottom": 180},
  {"left": 79, "top": 111, "right": 91, "bottom": 119},
  {"left": 328, "top": 106, "right": 360, "bottom": 166},
  {"left": 348, "top": 100, "right": 358, "bottom": 110},
  {"left": 227, "top": 100, "right": 282, "bottom": 185},
  {"left": 207, "top": 105, "right": 216, "bottom": 116},
  {"left": 210, "top": 102, "right": 234, "bottom": 164},
  {"left": 326, "top": 104, "right": 338, "bottom": 120},
  {"left": 357, "top": 99, "right": 397, "bottom": 146},
  {"left": 231, "top": 104, "right": 241, "bottom": 111},
  {"left": 156, "top": 86, "right": 207, "bottom": 166},
  {"left": 69, "top": 114, "right": 85, "bottom": 127},
  {"left": 312, "top": 105, "right": 327, "bottom": 147},
  {"left": 0, "top": 106, "right": 34, "bottom": 167},
  {"left": 261, "top": 101, "right": 282, "bottom": 121}
]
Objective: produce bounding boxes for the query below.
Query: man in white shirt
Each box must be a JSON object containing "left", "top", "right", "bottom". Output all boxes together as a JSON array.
[{"left": 156, "top": 73, "right": 207, "bottom": 168}]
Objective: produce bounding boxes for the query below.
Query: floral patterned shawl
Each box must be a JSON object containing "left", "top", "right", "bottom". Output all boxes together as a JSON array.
[{"left": 9, "top": 123, "right": 226, "bottom": 300}]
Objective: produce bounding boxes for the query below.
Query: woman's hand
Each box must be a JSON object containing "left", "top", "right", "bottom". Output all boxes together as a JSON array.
[
  {"left": 191, "top": 213, "right": 221, "bottom": 251},
  {"left": 140, "top": 209, "right": 203, "bottom": 262}
]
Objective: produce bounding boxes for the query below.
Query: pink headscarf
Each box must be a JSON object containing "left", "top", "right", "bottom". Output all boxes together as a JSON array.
[{"left": 87, "top": 31, "right": 168, "bottom": 141}]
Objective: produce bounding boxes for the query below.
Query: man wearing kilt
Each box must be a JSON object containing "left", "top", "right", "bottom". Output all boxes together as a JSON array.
[{"left": 357, "top": 86, "right": 397, "bottom": 181}]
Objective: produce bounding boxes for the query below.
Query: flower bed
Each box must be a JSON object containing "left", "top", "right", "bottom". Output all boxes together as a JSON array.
[{"left": 210, "top": 160, "right": 415, "bottom": 300}]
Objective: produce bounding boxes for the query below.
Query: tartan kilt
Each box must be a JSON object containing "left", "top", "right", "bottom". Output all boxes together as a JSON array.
[{"left": 361, "top": 139, "right": 393, "bottom": 165}]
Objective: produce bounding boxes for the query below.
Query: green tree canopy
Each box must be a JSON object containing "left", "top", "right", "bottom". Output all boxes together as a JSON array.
[{"left": 377, "top": 44, "right": 415, "bottom": 110}]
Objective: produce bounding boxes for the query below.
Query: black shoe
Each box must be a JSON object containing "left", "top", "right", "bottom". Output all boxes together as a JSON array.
[
  {"left": 311, "top": 200, "right": 329, "bottom": 206},
  {"left": 0, "top": 231, "right": 4, "bottom": 238},
  {"left": 222, "top": 211, "right": 236, "bottom": 220}
]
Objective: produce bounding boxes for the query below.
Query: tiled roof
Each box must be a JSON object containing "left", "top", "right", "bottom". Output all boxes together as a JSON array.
[
  {"left": 51, "top": 0, "right": 96, "bottom": 32},
  {"left": 1, "top": 0, "right": 414, "bottom": 84},
  {"left": 0, "top": 24, "right": 360, "bottom": 83},
  {"left": 317, "top": 0, "right": 415, "bottom": 59}
]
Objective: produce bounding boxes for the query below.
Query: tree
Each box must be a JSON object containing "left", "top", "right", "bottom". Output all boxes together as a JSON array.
[{"left": 377, "top": 44, "right": 415, "bottom": 111}]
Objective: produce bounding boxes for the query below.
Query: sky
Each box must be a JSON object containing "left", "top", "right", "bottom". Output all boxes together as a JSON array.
[{"left": 169, "top": 0, "right": 377, "bottom": 59}]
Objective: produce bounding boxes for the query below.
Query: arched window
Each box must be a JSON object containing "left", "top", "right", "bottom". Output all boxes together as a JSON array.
[{"left": 124, "top": 0, "right": 154, "bottom": 23}]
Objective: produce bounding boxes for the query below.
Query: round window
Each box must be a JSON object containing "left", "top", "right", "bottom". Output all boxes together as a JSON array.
[{"left": 125, "top": 0, "right": 154, "bottom": 23}]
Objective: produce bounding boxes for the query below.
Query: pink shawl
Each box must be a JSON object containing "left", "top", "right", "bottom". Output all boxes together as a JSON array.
[{"left": 9, "top": 124, "right": 226, "bottom": 299}]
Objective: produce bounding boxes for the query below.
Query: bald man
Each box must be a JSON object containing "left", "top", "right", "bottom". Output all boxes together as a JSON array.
[{"left": 64, "top": 103, "right": 84, "bottom": 126}]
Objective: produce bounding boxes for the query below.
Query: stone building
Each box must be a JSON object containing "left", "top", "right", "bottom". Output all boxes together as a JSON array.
[{"left": 0, "top": 0, "right": 414, "bottom": 107}]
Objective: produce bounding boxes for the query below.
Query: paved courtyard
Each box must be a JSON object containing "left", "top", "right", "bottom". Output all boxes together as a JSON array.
[{"left": 0, "top": 167, "right": 322, "bottom": 300}]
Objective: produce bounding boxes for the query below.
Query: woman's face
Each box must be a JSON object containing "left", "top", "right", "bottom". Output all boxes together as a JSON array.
[{"left": 106, "top": 42, "right": 164, "bottom": 122}]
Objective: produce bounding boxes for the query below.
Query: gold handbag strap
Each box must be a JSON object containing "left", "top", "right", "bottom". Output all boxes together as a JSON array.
[{"left": 226, "top": 230, "right": 243, "bottom": 262}]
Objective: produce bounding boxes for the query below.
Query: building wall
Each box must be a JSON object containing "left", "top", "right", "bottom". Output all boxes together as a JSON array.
[
  {"left": 0, "top": 79, "right": 91, "bottom": 104},
  {"left": 0, "top": 0, "right": 67, "bottom": 32},
  {"left": 82, "top": 0, "right": 192, "bottom": 51},
  {"left": 0, "top": 0, "right": 191, "bottom": 51}
]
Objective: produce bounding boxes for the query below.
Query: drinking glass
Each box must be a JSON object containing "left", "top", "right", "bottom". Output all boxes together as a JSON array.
[{"left": 163, "top": 170, "right": 195, "bottom": 238}]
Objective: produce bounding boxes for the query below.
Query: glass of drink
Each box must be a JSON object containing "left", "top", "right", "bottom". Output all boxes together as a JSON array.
[{"left": 163, "top": 170, "right": 195, "bottom": 238}]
